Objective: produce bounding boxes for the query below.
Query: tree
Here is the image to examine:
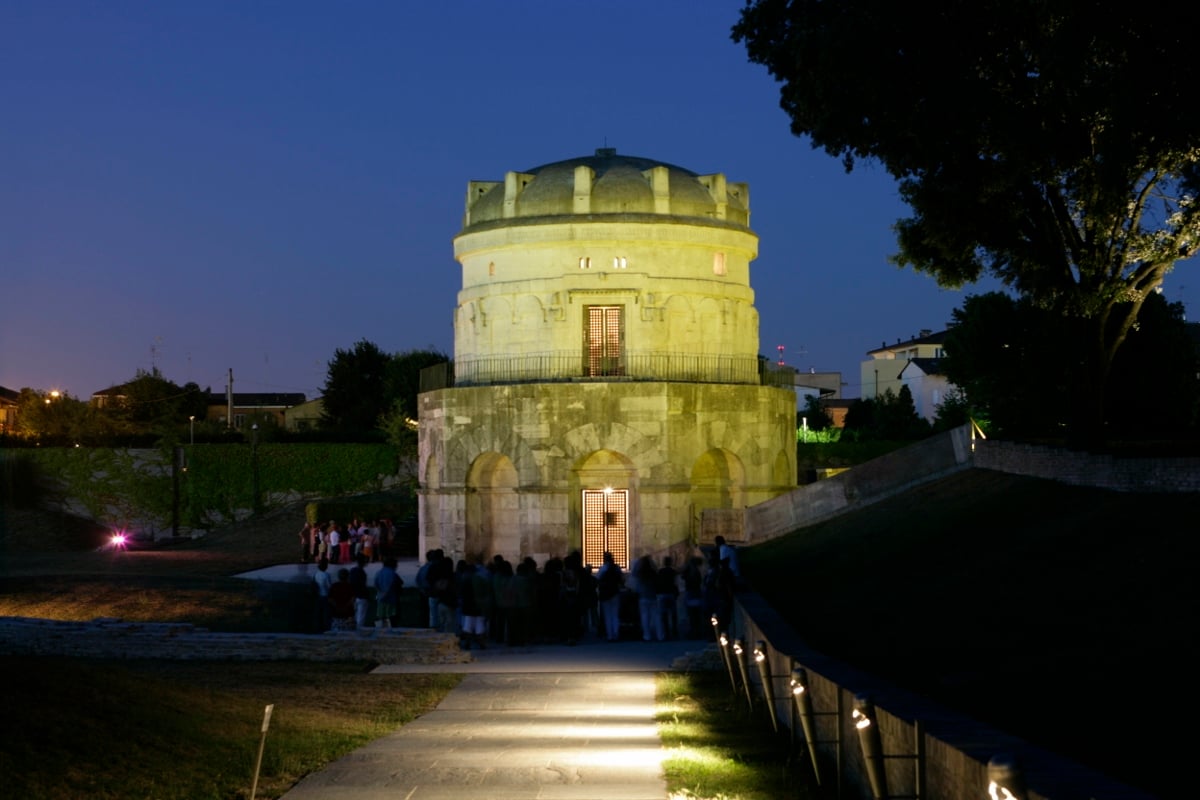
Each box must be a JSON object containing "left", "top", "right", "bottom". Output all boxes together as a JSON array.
[
  {"left": 799, "top": 394, "right": 833, "bottom": 432},
  {"left": 842, "top": 387, "right": 930, "bottom": 441},
  {"left": 14, "top": 389, "right": 94, "bottom": 444},
  {"left": 931, "top": 389, "right": 974, "bottom": 434},
  {"left": 944, "top": 290, "right": 1199, "bottom": 438},
  {"left": 385, "top": 349, "right": 451, "bottom": 421},
  {"left": 941, "top": 292, "right": 1073, "bottom": 437},
  {"left": 320, "top": 340, "right": 393, "bottom": 435},
  {"left": 320, "top": 342, "right": 449, "bottom": 437},
  {"left": 100, "top": 369, "right": 206, "bottom": 442},
  {"left": 734, "top": 1, "right": 1200, "bottom": 442}
]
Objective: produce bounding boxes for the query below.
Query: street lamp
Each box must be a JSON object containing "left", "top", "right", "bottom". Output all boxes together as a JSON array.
[{"left": 189, "top": 415, "right": 195, "bottom": 445}]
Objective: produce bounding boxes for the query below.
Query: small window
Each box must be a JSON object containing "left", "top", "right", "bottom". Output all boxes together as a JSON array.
[
  {"left": 579, "top": 257, "right": 591, "bottom": 269},
  {"left": 488, "top": 261, "right": 495, "bottom": 276},
  {"left": 612, "top": 256, "right": 627, "bottom": 269},
  {"left": 713, "top": 252, "right": 727, "bottom": 276}
]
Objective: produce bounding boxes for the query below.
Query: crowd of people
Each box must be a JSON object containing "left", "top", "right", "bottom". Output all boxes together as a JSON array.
[
  {"left": 408, "top": 536, "right": 741, "bottom": 649},
  {"left": 304, "top": 514, "right": 744, "bottom": 644},
  {"left": 298, "top": 518, "right": 398, "bottom": 565}
]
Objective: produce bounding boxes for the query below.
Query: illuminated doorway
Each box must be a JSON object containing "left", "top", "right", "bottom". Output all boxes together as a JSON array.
[{"left": 582, "top": 488, "right": 629, "bottom": 568}]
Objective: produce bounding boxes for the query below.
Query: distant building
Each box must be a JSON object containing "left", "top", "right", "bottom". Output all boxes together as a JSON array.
[
  {"left": 284, "top": 397, "right": 325, "bottom": 431},
  {"left": 204, "top": 392, "right": 306, "bottom": 429},
  {"left": 0, "top": 385, "right": 19, "bottom": 434},
  {"left": 90, "top": 384, "right": 128, "bottom": 409},
  {"left": 860, "top": 330, "right": 953, "bottom": 422},
  {"left": 418, "top": 149, "right": 797, "bottom": 566}
]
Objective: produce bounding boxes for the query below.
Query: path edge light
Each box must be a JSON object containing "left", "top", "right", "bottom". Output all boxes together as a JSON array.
[
  {"left": 713, "top": 615, "right": 739, "bottom": 695},
  {"left": 732, "top": 638, "right": 754, "bottom": 711},
  {"left": 753, "top": 640, "right": 779, "bottom": 732},
  {"left": 853, "top": 694, "right": 889, "bottom": 799},
  {"left": 790, "top": 666, "right": 823, "bottom": 785},
  {"left": 987, "top": 754, "right": 1025, "bottom": 800}
]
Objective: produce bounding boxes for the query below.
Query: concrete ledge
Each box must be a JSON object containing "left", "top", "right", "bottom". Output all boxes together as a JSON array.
[{"left": 0, "top": 616, "right": 472, "bottom": 664}]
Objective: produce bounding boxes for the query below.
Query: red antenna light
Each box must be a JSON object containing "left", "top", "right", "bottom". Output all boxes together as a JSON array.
[{"left": 777, "top": 344, "right": 785, "bottom": 366}]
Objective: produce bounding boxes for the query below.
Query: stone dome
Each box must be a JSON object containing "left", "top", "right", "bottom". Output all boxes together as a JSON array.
[{"left": 461, "top": 148, "right": 750, "bottom": 230}]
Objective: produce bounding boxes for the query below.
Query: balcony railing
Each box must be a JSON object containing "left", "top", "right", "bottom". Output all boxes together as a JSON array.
[{"left": 420, "top": 352, "right": 796, "bottom": 392}]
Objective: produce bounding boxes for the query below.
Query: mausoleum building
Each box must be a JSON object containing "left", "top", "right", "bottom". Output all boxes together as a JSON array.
[{"left": 418, "top": 149, "right": 796, "bottom": 567}]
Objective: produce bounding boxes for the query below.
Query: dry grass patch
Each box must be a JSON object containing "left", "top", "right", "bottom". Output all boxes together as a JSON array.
[{"left": 0, "top": 656, "right": 461, "bottom": 800}]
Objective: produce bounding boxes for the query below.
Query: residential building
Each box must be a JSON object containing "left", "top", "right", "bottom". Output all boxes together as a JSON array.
[
  {"left": 205, "top": 392, "right": 306, "bottom": 429},
  {"left": 0, "top": 386, "right": 19, "bottom": 434},
  {"left": 860, "top": 329, "right": 953, "bottom": 422}
]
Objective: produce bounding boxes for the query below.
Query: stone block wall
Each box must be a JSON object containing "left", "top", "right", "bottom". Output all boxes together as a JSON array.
[
  {"left": 745, "top": 427, "right": 1200, "bottom": 544},
  {"left": 725, "top": 594, "right": 1155, "bottom": 800},
  {"left": 0, "top": 616, "right": 472, "bottom": 664},
  {"left": 973, "top": 440, "right": 1200, "bottom": 492}
]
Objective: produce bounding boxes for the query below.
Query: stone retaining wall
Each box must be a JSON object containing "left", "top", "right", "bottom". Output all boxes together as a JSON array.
[
  {"left": 727, "top": 593, "right": 1155, "bottom": 800},
  {"left": 0, "top": 616, "right": 472, "bottom": 664}
]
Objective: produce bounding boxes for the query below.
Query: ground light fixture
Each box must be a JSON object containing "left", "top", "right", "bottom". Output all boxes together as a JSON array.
[
  {"left": 752, "top": 640, "right": 779, "bottom": 732},
  {"left": 790, "top": 666, "right": 825, "bottom": 786},
  {"left": 732, "top": 638, "right": 754, "bottom": 711},
  {"left": 987, "top": 755, "right": 1025, "bottom": 800},
  {"left": 852, "top": 694, "right": 925, "bottom": 800},
  {"left": 718, "top": 630, "right": 740, "bottom": 695},
  {"left": 853, "top": 695, "right": 890, "bottom": 799},
  {"left": 712, "top": 615, "right": 739, "bottom": 695}
]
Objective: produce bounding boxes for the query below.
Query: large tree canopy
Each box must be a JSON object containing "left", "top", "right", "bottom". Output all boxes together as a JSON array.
[
  {"left": 734, "top": 1, "right": 1200, "bottom": 440},
  {"left": 320, "top": 341, "right": 449, "bottom": 436}
]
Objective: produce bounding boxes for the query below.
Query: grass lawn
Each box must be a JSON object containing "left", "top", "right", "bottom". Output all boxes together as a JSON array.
[
  {"left": 0, "top": 656, "right": 461, "bottom": 800},
  {"left": 741, "top": 468, "right": 1199, "bottom": 799}
]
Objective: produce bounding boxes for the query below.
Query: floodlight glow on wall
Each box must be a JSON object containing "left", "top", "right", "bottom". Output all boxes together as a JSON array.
[
  {"left": 853, "top": 695, "right": 890, "bottom": 799},
  {"left": 790, "top": 666, "right": 824, "bottom": 786},
  {"left": 987, "top": 755, "right": 1025, "bottom": 800},
  {"left": 732, "top": 638, "right": 754, "bottom": 711},
  {"left": 753, "top": 640, "right": 779, "bottom": 733}
]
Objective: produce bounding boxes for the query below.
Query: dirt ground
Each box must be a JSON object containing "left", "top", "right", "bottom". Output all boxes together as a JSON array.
[{"left": 0, "top": 504, "right": 302, "bottom": 578}]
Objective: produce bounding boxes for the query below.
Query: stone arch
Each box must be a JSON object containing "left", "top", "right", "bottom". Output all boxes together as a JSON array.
[
  {"left": 464, "top": 451, "right": 520, "bottom": 563},
  {"left": 559, "top": 420, "right": 668, "bottom": 482},
  {"left": 515, "top": 293, "right": 546, "bottom": 325},
  {"left": 690, "top": 448, "right": 746, "bottom": 511},
  {"left": 444, "top": 416, "right": 540, "bottom": 487},
  {"left": 690, "top": 447, "right": 746, "bottom": 547},
  {"left": 772, "top": 448, "right": 792, "bottom": 488}
]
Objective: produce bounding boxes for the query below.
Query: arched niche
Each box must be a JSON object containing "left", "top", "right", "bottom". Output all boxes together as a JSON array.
[{"left": 464, "top": 451, "right": 519, "bottom": 563}]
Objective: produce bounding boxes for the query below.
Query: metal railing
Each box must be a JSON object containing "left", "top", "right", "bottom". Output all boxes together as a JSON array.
[{"left": 420, "top": 352, "right": 795, "bottom": 392}]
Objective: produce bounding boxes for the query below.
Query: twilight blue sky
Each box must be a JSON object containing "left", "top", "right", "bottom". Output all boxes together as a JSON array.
[{"left": 3, "top": 1, "right": 1196, "bottom": 401}]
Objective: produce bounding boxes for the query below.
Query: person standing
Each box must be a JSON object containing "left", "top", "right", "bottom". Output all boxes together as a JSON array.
[
  {"left": 327, "top": 524, "right": 341, "bottom": 565},
  {"left": 655, "top": 555, "right": 680, "bottom": 641},
  {"left": 596, "top": 552, "right": 625, "bottom": 642},
  {"left": 312, "top": 558, "right": 333, "bottom": 632},
  {"left": 633, "top": 554, "right": 662, "bottom": 642},
  {"left": 373, "top": 557, "right": 402, "bottom": 630},
  {"left": 715, "top": 535, "right": 741, "bottom": 587},
  {"left": 298, "top": 522, "right": 313, "bottom": 563},
  {"left": 349, "top": 554, "right": 371, "bottom": 630},
  {"left": 682, "top": 555, "right": 706, "bottom": 639}
]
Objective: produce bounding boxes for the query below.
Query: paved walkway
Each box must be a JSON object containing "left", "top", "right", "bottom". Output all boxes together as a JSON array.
[{"left": 281, "top": 638, "right": 712, "bottom": 799}]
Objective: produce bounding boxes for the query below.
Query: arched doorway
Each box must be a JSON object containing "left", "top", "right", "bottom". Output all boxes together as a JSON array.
[
  {"left": 465, "top": 452, "right": 519, "bottom": 563},
  {"left": 572, "top": 449, "right": 636, "bottom": 568}
]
